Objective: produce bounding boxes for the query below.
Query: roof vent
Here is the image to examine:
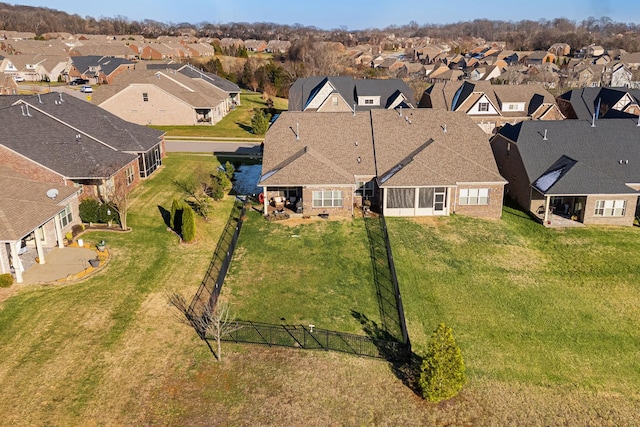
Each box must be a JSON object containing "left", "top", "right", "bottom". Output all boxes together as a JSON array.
[
  {"left": 637, "top": 115, "right": 640, "bottom": 126},
  {"left": 20, "top": 105, "right": 25, "bottom": 116},
  {"left": 296, "top": 122, "right": 300, "bottom": 140},
  {"left": 37, "top": 93, "right": 42, "bottom": 104},
  {"left": 355, "top": 141, "right": 358, "bottom": 146},
  {"left": 357, "top": 157, "right": 361, "bottom": 163},
  {"left": 59, "top": 93, "right": 63, "bottom": 102},
  {"left": 443, "top": 124, "right": 447, "bottom": 133},
  {"left": 543, "top": 129, "right": 548, "bottom": 140},
  {"left": 591, "top": 113, "right": 596, "bottom": 127},
  {"left": 25, "top": 104, "right": 32, "bottom": 116}
]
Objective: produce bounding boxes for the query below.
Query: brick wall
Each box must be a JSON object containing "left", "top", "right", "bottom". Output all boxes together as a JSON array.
[
  {"left": 302, "top": 186, "right": 354, "bottom": 218},
  {"left": 454, "top": 183, "right": 505, "bottom": 219},
  {"left": 582, "top": 195, "right": 638, "bottom": 227},
  {"left": 0, "top": 146, "right": 65, "bottom": 184}
]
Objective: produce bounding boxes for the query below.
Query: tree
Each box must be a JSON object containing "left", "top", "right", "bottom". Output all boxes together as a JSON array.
[
  {"left": 419, "top": 323, "right": 467, "bottom": 403},
  {"left": 167, "top": 293, "right": 241, "bottom": 362},
  {"left": 251, "top": 109, "right": 271, "bottom": 135},
  {"left": 170, "top": 198, "right": 182, "bottom": 232},
  {"left": 181, "top": 203, "right": 196, "bottom": 242},
  {"left": 99, "top": 176, "right": 130, "bottom": 230}
]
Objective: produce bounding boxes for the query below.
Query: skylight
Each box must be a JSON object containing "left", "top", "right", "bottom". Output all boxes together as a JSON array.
[{"left": 533, "top": 169, "right": 563, "bottom": 192}]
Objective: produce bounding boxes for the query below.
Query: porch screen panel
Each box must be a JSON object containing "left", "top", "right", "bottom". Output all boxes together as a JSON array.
[
  {"left": 387, "top": 188, "right": 415, "bottom": 208},
  {"left": 418, "top": 188, "right": 434, "bottom": 208}
]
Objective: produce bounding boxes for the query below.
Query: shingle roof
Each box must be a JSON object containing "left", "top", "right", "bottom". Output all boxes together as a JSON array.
[
  {"left": 0, "top": 169, "right": 78, "bottom": 241},
  {"left": 496, "top": 119, "right": 640, "bottom": 194},
  {"left": 145, "top": 63, "right": 241, "bottom": 93},
  {"left": 260, "top": 109, "right": 505, "bottom": 189},
  {"left": 557, "top": 87, "right": 640, "bottom": 120},
  {"left": 0, "top": 93, "right": 163, "bottom": 178},
  {"left": 71, "top": 55, "right": 134, "bottom": 76},
  {"left": 288, "top": 76, "right": 415, "bottom": 112}
]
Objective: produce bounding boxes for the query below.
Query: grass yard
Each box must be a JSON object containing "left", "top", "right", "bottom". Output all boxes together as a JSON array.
[
  {"left": 152, "top": 92, "right": 288, "bottom": 138},
  {"left": 2, "top": 151, "right": 640, "bottom": 425},
  {"left": 388, "top": 207, "right": 640, "bottom": 398},
  {"left": 224, "top": 212, "right": 382, "bottom": 334}
]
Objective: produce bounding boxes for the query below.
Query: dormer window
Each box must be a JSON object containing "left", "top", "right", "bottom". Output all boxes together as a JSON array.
[
  {"left": 478, "top": 102, "right": 489, "bottom": 112},
  {"left": 365, "top": 99, "right": 374, "bottom": 105}
]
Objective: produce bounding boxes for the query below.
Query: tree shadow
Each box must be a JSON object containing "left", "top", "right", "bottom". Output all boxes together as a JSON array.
[
  {"left": 236, "top": 122, "right": 254, "bottom": 133},
  {"left": 158, "top": 205, "right": 171, "bottom": 227},
  {"left": 351, "top": 310, "right": 423, "bottom": 397}
]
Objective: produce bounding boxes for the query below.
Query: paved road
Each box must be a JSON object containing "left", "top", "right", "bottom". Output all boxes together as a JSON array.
[{"left": 165, "top": 140, "right": 262, "bottom": 156}]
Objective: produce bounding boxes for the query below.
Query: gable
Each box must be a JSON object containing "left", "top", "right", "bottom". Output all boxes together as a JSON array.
[
  {"left": 317, "top": 92, "right": 353, "bottom": 112},
  {"left": 304, "top": 80, "right": 337, "bottom": 110},
  {"left": 465, "top": 93, "right": 500, "bottom": 115}
]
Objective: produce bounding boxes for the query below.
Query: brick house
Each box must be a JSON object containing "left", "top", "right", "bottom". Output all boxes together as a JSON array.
[
  {"left": 491, "top": 119, "right": 640, "bottom": 227},
  {"left": 0, "top": 93, "right": 165, "bottom": 201},
  {"left": 0, "top": 169, "right": 81, "bottom": 284},
  {"left": 259, "top": 109, "right": 506, "bottom": 219}
]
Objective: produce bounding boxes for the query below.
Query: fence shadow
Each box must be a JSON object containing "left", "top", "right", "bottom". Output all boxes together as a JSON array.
[{"left": 352, "top": 310, "right": 422, "bottom": 395}]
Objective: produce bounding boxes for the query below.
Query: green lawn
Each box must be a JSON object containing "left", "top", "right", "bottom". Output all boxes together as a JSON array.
[
  {"left": 388, "top": 208, "right": 640, "bottom": 396},
  {"left": 225, "top": 212, "right": 382, "bottom": 334},
  {"left": 152, "top": 92, "right": 288, "bottom": 138},
  {"left": 2, "top": 153, "right": 640, "bottom": 425}
]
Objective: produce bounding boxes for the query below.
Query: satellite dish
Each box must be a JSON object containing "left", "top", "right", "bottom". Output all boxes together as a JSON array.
[{"left": 46, "top": 188, "right": 59, "bottom": 200}]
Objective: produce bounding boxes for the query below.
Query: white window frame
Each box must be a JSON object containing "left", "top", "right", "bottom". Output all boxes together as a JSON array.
[
  {"left": 594, "top": 199, "right": 626, "bottom": 217},
  {"left": 126, "top": 166, "right": 135, "bottom": 185},
  {"left": 478, "top": 102, "right": 490, "bottom": 112},
  {"left": 59, "top": 204, "right": 73, "bottom": 227},
  {"left": 312, "top": 190, "right": 343, "bottom": 208},
  {"left": 459, "top": 188, "right": 489, "bottom": 205}
]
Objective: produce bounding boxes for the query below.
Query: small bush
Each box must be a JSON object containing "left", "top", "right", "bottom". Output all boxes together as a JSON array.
[
  {"left": 79, "top": 198, "right": 100, "bottom": 223},
  {"left": 65, "top": 231, "right": 73, "bottom": 241},
  {"left": 419, "top": 323, "right": 467, "bottom": 403},
  {"left": 0, "top": 273, "right": 13, "bottom": 287},
  {"left": 181, "top": 204, "right": 196, "bottom": 242},
  {"left": 71, "top": 224, "right": 84, "bottom": 237}
]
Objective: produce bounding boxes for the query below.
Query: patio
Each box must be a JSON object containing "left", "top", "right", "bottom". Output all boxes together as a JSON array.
[{"left": 20, "top": 246, "right": 100, "bottom": 285}]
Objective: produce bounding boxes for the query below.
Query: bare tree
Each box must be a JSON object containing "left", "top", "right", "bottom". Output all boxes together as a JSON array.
[
  {"left": 99, "top": 176, "right": 130, "bottom": 231},
  {"left": 167, "top": 292, "right": 242, "bottom": 362}
]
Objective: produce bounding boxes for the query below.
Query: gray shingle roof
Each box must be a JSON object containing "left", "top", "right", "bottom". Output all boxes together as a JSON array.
[
  {"left": 71, "top": 55, "right": 134, "bottom": 76},
  {"left": 496, "top": 119, "right": 640, "bottom": 195},
  {"left": 145, "top": 63, "right": 241, "bottom": 93},
  {"left": 288, "top": 76, "right": 415, "bottom": 112},
  {"left": 0, "top": 93, "right": 162, "bottom": 178},
  {"left": 557, "top": 87, "right": 640, "bottom": 120}
]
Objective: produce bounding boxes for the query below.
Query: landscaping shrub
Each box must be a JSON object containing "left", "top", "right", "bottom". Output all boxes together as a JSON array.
[
  {"left": 97, "top": 203, "right": 119, "bottom": 224},
  {"left": 0, "top": 273, "right": 13, "bottom": 288},
  {"left": 170, "top": 198, "right": 182, "bottom": 233},
  {"left": 181, "top": 204, "right": 196, "bottom": 242},
  {"left": 79, "top": 198, "right": 100, "bottom": 223},
  {"left": 419, "top": 323, "right": 467, "bottom": 403},
  {"left": 250, "top": 109, "right": 271, "bottom": 135},
  {"left": 71, "top": 224, "right": 84, "bottom": 237}
]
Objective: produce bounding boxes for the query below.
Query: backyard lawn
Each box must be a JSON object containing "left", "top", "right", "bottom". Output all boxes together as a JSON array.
[
  {"left": 224, "top": 213, "right": 382, "bottom": 334},
  {"left": 1, "top": 152, "right": 640, "bottom": 425},
  {"left": 152, "top": 92, "right": 288, "bottom": 138}
]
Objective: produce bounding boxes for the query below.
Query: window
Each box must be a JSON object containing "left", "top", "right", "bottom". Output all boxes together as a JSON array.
[
  {"left": 478, "top": 102, "right": 489, "bottom": 112},
  {"left": 142, "top": 92, "right": 149, "bottom": 102},
  {"left": 59, "top": 204, "right": 73, "bottom": 227},
  {"left": 459, "top": 188, "right": 489, "bottom": 205},
  {"left": 387, "top": 188, "right": 415, "bottom": 209},
  {"left": 508, "top": 104, "right": 517, "bottom": 110},
  {"left": 126, "top": 166, "right": 135, "bottom": 185},
  {"left": 312, "top": 190, "right": 343, "bottom": 207},
  {"left": 332, "top": 96, "right": 338, "bottom": 106},
  {"left": 355, "top": 180, "right": 374, "bottom": 198},
  {"left": 594, "top": 200, "right": 626, "bottom": 216},
  {"left": 364, "top": 99, "right": 374, "bottom": 105}
]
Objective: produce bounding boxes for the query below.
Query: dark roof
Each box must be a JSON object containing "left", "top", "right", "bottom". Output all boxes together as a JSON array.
[
  {"left": 288, "top": 76, "right": 415, "bottom": 112},
  {"left": 557, "top": 87, "right": 640, "bottom": 120},
  {"left": 146, "top": 63, "right": 241, "bottom": 93},
  {"left": 495, "top": 119, "right": 640, "bottom": 195},
  {"left": 71, "top": 55, "right": 134, "bottom": 76},
  {"left": 0, "top": 93, "right": 163, "bottom": 178}
]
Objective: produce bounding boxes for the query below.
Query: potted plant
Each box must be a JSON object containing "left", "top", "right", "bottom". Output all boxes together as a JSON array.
[
  {"left": 88, "top": 258, "right": 100, "bottom": 268},
  {"left": 96, "top": 240, "right": 106, "bottom": 252}
]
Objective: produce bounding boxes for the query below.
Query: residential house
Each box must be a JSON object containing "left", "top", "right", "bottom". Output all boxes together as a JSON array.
[
  {"left": 146, "top": 62, "right": 241, "bottom": 107},
  {"left": 138, "top": 43, "right": 178, "bottom": 60},
  {"left": 525, "top": 51, "right": 555, "bottom": 66},
  {"left": 0, "top": 54, "right": 69, "bottom": 82},
  {"left": 419, "top": 81, "right": 564, "bottom": 134},
  {"left": 68, "top": 55, "right": 135, "bottom": 84},
  {"left": 586, "top": 45, "right": 605, "bottom": 57},
  {"left": 258, "top": 109, "right": 505, "bottom": 219},
  {"left": 556, "top": 87, "right": 640, "bottom": 120},
  {"left": 549, "top": 43, "right": 571, "bottom": 57},
  {"left": 244, "top": 39, "right": 267, "bottom": 52},
  {"left": 491, "top": 119, "right": 640, "bottom": 227},
  {"left": 0, "top": 169, "right": 81, "bottom": 284},
  {"left": 0, "top": 93, "right": 165, "bottom": 201},
  {"left": 609, "top": 62, "right": 634, "bottom": 87},
  {"left": 620, "top": 52, "right": 640, "bottom": 69},
  {"left": 265, "top": 40, "right": 291, "bottom": 54},
  {"left": 94, "top": 67, "right": 236, "bottom": 126},
  {"left": 288, "top": 76, "right": 415, "bottom": 113}
]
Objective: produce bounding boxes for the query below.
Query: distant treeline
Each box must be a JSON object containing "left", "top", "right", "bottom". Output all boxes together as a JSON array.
[{"left": 1, "top": 3, "right": 639, "bottom": 52}]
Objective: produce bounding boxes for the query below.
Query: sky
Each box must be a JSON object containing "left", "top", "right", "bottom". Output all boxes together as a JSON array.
[{"left": 11, "top": 0, "right": 640, "bottom": 30}]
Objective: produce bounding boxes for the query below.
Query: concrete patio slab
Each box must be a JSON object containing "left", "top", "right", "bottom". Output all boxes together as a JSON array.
[{"left": 21, "top": 246, "right": 99, "bottom": 285}]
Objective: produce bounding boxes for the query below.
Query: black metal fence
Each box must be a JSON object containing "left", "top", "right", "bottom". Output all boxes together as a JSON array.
[
  {"left": 215, "top": 321, "right": 406, "bottom": 359},
  {"left": 364, "top": 214, "right": 411, "bottom": 350},
  {"left": 187, "top": 199, "right": 245, "bottom": 333}
]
